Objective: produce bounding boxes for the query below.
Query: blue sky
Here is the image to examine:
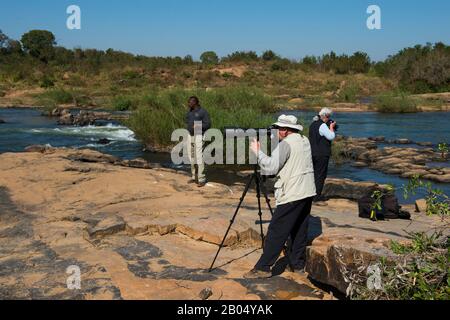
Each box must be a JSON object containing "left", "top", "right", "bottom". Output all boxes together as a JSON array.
[{"left": 1, "top": 0, "right": 449, "bottom": 61}]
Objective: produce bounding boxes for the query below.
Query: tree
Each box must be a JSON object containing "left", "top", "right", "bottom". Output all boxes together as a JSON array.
[
  {"left": 200, "top": 51, "right": 219, "bottom": 65},
  {"left": 302, "top": 55, "right": 318, "bottom": 66},
  {"left": 6, "top": 40, "right": 22, "bottom": 54},
  {"left": 349, "top": 51, "right": 371, "bottom": 73},
  {"left": 223, "top": 51, "right": 259, "bottom": 63},
  {"left": 271, "top": 58, "right": 293, "bottom": 71},
  {"left": 378, "top": 43, "right": 450, "bottom": 93},
  {"left": 0, "top": 31, "right": 22, "bottom": 54},
  {"left": 21, "top": 30, "right": 56, "bottom": 62},
  {"left": 183, "top": 54, "right": 194, "bottom": 64},
  {"left": 0, "top": 30, "right": 8, "bottom": 49},
  {"left": 262, "top": 50, "right": 278, "bottom": 61}
]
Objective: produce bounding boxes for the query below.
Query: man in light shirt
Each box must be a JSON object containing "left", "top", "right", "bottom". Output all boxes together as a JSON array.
[
  {"left": 309, "top": 108, "right": 337, "bottom": 202},
  {"left": 244, "top": 115, "right": 316, "bottom": 279}
]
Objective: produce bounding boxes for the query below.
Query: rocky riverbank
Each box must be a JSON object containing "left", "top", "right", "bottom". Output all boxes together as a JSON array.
[
  {"left": 43, "top": 108, "right": 129, "bottom": 127},
  {"left": 0, "top": 147, "right": 447, "bottom": 299},
  {"left": 338, "top": 136, "right": 450, "bottom": 184}
]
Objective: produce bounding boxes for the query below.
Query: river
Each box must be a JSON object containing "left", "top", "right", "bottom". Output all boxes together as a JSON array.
[{"left": 0, "top": 108, "right": 448, "bottom": 203}]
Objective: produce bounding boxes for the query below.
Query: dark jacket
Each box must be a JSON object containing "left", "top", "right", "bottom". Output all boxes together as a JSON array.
[
  {"left": 309, "top": 120, "right": 332, "bottom": 157},
  {"left": 186, "top": 106, "right": 211, "bottom": 136}
]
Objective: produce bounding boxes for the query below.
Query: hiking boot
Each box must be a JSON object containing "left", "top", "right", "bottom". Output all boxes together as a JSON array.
[
  {"left": 243, "top": 269, "right": 272, "bottom": 279},
  {"left": 197, "top": 181, "right": 207, "bottom": 188}
]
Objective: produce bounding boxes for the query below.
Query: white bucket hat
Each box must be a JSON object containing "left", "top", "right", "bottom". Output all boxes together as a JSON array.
[{"left": 272, "top": 114, "right": 303, "bottom": 132}]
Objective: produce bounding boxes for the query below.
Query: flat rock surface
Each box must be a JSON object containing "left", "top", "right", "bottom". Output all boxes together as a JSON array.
[{"left": 0, "top": 149, "right": 446, "bottom": 299}]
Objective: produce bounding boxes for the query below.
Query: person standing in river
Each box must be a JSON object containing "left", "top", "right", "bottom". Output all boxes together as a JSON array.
[
  {"left": 309, "top": 108, "right": 337, "bottom": 202},
  {"left": 186, "top": 96, "right": 211, "bottom": 187}
]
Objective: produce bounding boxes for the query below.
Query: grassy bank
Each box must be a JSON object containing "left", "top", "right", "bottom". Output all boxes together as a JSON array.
[
  {"left": 369, "top": 91, "right": 447, "bottom": 113},
  {"left": 371, "top": 92, "right": 420, "bottom": 113},
  {"left": 124, "top": 87, "right": 276, "bottom": 148}
]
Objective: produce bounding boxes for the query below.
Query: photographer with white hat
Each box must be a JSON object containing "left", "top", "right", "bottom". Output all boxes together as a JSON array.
[
  {"left": 244, "top": 115, "right": 317, "bottom": 279},
  {"left": 309, "top": 108, "right": 337, "bottom": 202}
]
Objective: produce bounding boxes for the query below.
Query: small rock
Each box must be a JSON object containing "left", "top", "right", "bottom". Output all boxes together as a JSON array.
[
  {"left": 0, "top": 118, "right": 5, "bottom": 124},
  {"left": 126, "top": 158, "right": 151, "bottom": 169},
  {"left": 98, "top": 138, "right": 111, "bottom": 145},
  {"left": 51, "top": 108, "right": 71, "bottom": 117},
  {"left": 351, "top": 162, "right": 368, "bottom": 167},
  {"left": 417, "top": 142, "right": 434, "bottom": 147},
  {"left": 57, "top": 113, "right": 74, "bottom": 125},
  {"left": 415, "top": 199, "right": 427, "bottom": 213},
  {"left": 198, "top": 287, "right": 213, "bottom": 300},
  {"left": 368, "top": 136, "right": 385, "bottom": 142},
  {"left": 60, "top": 109, "right": 71, "bottom": 116},
  {"left": 428, "top": 174, "right": 450, "bottom": 183},
  {"left": 394, "top": 139, "right": 412, "bottom": 144}
]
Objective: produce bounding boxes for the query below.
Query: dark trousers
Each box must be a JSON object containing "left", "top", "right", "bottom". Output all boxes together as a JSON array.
[
  {"left": 255, "top": 197, "right": 313, "bottom": 272},
  {"left": 312, "top": 155, "right": 330, "bottom": 200}
]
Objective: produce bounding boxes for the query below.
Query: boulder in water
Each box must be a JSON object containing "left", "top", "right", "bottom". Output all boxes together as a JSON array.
[
  {"left": 368, "top": 136, "right": 385, "bottom": 142},
  {"left": 417, "top": 142, "right": 434, "bottom": 147},
  {"left": 57, "top": 113, "right": 74, "bottom": 125},
  {"left": 98, "top": 138, "right": 112, "bottom": 145},
  {"left": 0, "top": 118, "right": 5, "bottom": 124},
  {"left": 394, "top": 138, "right": 413, "bottom": 144}
]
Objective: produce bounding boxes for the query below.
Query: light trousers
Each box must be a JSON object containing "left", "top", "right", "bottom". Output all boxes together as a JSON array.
[{"left": 187, "top": 135, "right": 206, "bottom": 183}]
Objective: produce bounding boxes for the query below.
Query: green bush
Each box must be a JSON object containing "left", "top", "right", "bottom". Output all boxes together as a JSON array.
[
  {"left": 40, "top": 76, "right": 55, "bottom": 88},
  {"left": 262, "top": 50, "right": 278, "bottom": 61},
  {"left": 126, "top": 87, "right": 275, "bottom": 148},
  {"left": 112, "top": 95, "right": 139, "bottom": 111},
  {"left": 372, "top": 92, "right": 418, "bottom": 113},
  {"left": 303, "top": 96, "right": 327, "bottom": 109},
  {"left": 349, "top": 232, "right": 449, "bottom": 300},
  {"left": 336, "top": 83, "right": 361, "bottom": 102},
  {"left": 222, "top": 51, "right": 259, "bottom": 63},
  {"left": 38, "top": 88, "right": 73, "bottom": 104},
  {"left": 200, "top": 51, "right": 219, "bottom": 65},
  {"left": 377, "top": 43, "right": 450, "bottom": 93},
  {"left": 71, "top": 90, "right": 91, "bottom": 107},
  {"left": 271, "top": 59, "right": 294, "bottom": 72}
]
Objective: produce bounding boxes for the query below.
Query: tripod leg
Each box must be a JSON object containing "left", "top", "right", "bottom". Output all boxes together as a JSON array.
[
  {"left": 254, "top": 171, "right": 266, "bottom": 249},
  {"left": 208, "top": 174, "right": 254, "bottom": 272}
]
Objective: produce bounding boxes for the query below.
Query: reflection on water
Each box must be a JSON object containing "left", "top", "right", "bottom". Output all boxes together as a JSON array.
[{"left": 1, "top": 108, "right": 449, "bottom": 204}]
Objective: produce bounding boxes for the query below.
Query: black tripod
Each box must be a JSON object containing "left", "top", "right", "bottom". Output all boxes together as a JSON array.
[{"left": 208, "top": 165, "right": 293, "bottom": 272}]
